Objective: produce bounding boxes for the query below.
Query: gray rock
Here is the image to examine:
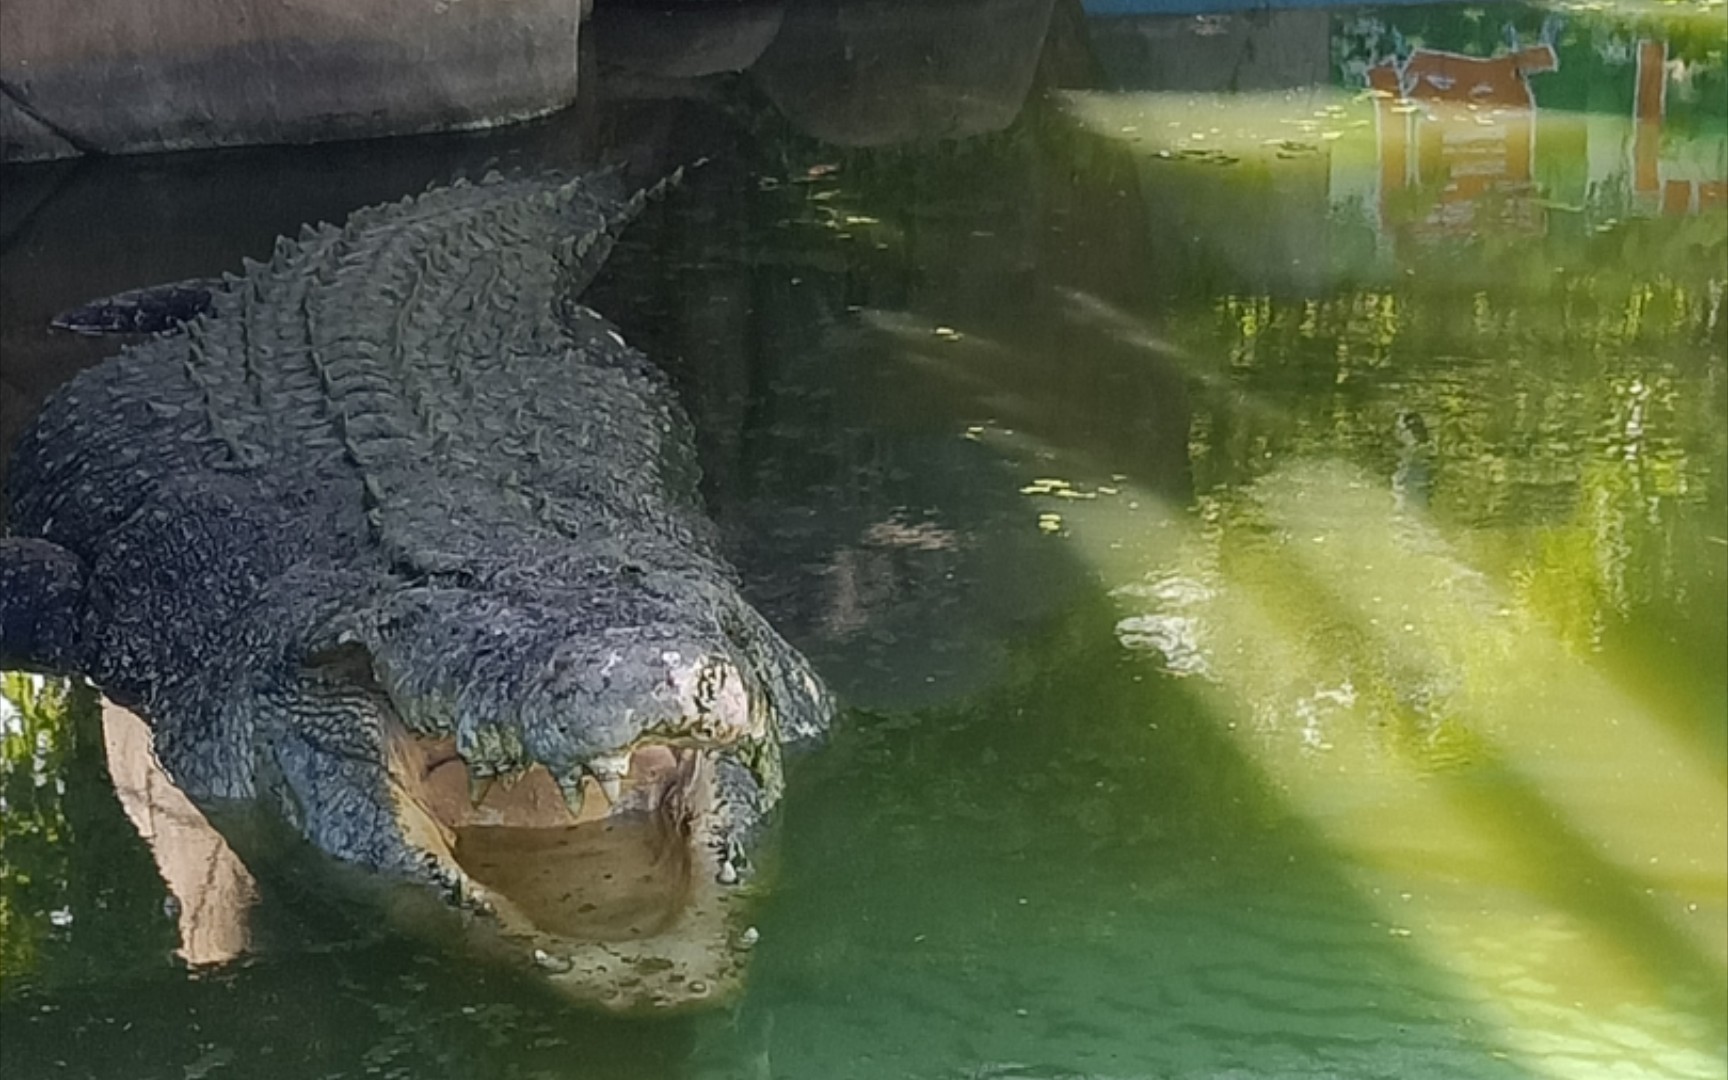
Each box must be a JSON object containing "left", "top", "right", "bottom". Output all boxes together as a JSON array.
[
  {"left": 593, "top": 1, "right": 785, "bottom": 81},
  {"left": 749, "top": 0, "right": 1056, "bottom": 146},
  {"left": 0, "top": 92, "right": 81, "bottom": 163},
  {"left": 0, "top": 0, "right": 584, "bottom": 161}
]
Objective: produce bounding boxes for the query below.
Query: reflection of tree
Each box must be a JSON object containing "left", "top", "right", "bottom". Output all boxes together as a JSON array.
[
  {"left": 0, "top": 674, "right": 172, "bottom": 992},
  {"left": 1168, "top": 212, "right": 1725, "bottom": 677},
  {"left": 0, "top": 673, "right": 78, "bottom": 985}
]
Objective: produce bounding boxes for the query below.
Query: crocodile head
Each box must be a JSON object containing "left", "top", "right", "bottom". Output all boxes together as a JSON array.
[{"left": 265, "top": 575, "right": 829, "bottom": 1012}]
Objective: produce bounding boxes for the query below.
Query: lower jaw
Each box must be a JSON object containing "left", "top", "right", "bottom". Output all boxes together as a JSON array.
[
  {"left": 475, "top": 833, "right": 751, "bottom": 1012},
  {"left": 454, "top": 811, "right": 753, "bottom": 1012}
]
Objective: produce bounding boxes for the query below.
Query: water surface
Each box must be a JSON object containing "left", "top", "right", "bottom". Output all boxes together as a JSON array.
[{"left": 3, "top": 2, "right": 1724, "bottom": 1077}]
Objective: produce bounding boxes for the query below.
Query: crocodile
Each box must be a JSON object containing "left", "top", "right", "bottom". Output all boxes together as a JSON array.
[{"left": 0, "top": 169, "right": 834, "bottom": 1010}]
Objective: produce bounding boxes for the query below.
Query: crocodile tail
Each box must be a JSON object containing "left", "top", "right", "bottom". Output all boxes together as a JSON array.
[
  {"left": 610, "top": 158, "right": 704, "bottom": 230},
  {"left": 572, "top": 156, "right": 698, "bottom": 209},
  {"left": 556, "top": 161, "right": 704, "bottom": 296},
  {"left": 0, "top": 538, "right": 90, "bottom": 674}
]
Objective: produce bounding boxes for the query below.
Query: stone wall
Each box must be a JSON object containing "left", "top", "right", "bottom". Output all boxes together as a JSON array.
[{"left": 0, "top": 0, "right": 585, "bottom": 162}]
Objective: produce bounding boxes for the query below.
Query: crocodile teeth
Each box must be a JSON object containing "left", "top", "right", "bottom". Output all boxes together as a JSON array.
[
  {"left": 533, "top": 948, "right": 574, "bottom": 974},
  {"left": 468, "top": 774, "right": 495, "bottom": 807},
  {"left": 556, "top": 772, "right": 586, "bottom": 820},
  {"left": 586, "top": 752, "right": 630, "bottom": 804}
]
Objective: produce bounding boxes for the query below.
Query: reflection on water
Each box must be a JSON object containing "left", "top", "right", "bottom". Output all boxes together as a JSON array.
[
  {"left": 100, "top": 702, "right": 255, "bottom": 967},
  {"left": 2, "top": 1, "right": 1724, "bottom": 1077},
  {"left": 1074, "top": 450, "right": 1726, "bottom": 1060}
]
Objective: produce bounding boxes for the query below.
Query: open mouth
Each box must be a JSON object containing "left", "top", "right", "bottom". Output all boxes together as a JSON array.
[{"left": 384, "top": 728, "right": 767, "bottom": 1011}]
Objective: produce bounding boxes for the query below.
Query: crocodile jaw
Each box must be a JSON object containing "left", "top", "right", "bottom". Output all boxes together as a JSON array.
[{"left": 384, "top": 729, "right": 764, "bottom": 1011}]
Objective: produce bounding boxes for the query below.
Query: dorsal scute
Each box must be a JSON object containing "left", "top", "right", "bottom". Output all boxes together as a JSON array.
[
  {"left": 220, "top": 173, "right": 655, "bottom": 330},
  {"left": 270, "top": 235, "right": 296, "bottom": 270},
  {"left": 181, "top": 306, "right": 214, "bottom": 347},
  {"left": 647, "top": 166, "right": 684, "bottom": 201}
]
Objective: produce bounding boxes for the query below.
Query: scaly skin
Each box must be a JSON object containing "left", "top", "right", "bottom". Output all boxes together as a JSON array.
[{"left": 0, "top": 171, "right": 833, "bottom": 1002}]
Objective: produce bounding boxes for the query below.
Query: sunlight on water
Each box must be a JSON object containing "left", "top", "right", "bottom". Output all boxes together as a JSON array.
[{"left": 972, "top": 426, "right": 1726, "bottom": 1078}]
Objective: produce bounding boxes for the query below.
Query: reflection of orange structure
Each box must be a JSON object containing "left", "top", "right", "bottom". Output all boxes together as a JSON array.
[
  {"left": 1633, "top": 40, "right": 1726, "bottom": 216},
  {"left": 1369, "top": 45, "right": 1557, "bottom": 239}
]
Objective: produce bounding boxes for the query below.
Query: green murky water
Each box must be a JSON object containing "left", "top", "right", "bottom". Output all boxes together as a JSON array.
[{"left": 3, "top": 2, "right": 1724, "bottom": 1077}]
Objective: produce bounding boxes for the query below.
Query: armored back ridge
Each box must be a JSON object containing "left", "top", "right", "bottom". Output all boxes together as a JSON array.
[{"left": 1, "top": 169, "right": 834, "bottom": 1011}]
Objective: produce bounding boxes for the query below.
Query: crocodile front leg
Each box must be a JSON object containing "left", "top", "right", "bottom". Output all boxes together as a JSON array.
[{"left": 0, "top": 537, "right": 89, "bottom": 673}]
